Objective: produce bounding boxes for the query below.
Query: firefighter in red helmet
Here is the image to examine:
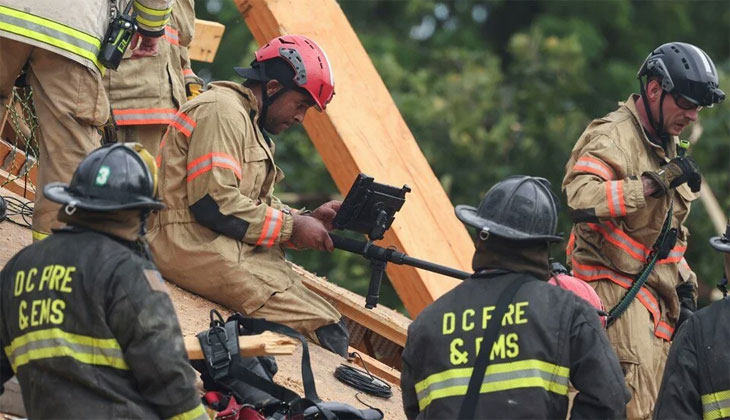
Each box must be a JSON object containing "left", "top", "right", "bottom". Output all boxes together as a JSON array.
[{"left": 148, "top": 35, "right": 349, "bottom": 356}]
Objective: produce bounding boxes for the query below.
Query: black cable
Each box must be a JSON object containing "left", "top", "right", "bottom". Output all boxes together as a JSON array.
[
  {"left": 0, "top": 195, "right": 33, "bottom": 228},
  {"left": 334, "top": 352, "right": 392, "bottom": 398}
]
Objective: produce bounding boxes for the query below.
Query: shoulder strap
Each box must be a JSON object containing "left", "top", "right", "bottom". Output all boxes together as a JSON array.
[{"left": 457, "top": 275, "right": 534, "bottom": 419}]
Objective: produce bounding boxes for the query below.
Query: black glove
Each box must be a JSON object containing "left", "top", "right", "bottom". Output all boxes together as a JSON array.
[
  {"left": 674, "top": 282, "right": 696, "bottom": 333},
  {"left": 643, "top": 156, "right": 701, "bottom": 197}
]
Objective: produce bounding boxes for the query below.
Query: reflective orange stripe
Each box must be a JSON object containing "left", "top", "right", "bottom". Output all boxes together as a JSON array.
[
  {"left": 605, "top": 180, "right": 627, "bottom": 217},
  {"left": 183, "top": 68, "right": 194, "bottom": 76},
  {"left": 186, "top": 152, "right": 242, "bottom": 182},
  {"left": 566, "top": 231, "right": 576, "bottom": 257},
  {"left": 155, "top": 127, "right": 170, "bottom": 167},
  {"left": 587, "top": 222, "right": 649, "bottom": 262},
  {"left": 574, "top": 156, "right": 614, "bottom": 180},
  {"left": 170, "top": 110, "right": 196, "bottom": 137},
  {"left": 658, "top": 245, "right": 687, "bottom": 264},
  {"left": 572, "top": 258, "right": 673, "bottom": 341},
  {"left": 163, "top": 26, "right": 179, "bottom": 45},
  {"left": 113, "top": 108, "right": 177, "bottom": 126},
  {"left": 255, "top": 207, "right": 283, "bottom": 248}
]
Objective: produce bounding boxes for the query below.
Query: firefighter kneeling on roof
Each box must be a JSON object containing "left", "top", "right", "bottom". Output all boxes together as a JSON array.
[
  {"left": 400, "top": 176, "right": 630, "bottom": 419},
  {"left": 148, "top": 35, "right": 349, "bottom": 356},
  {"left": 0, "top": 144, "right": 206, "bottom": 420}
]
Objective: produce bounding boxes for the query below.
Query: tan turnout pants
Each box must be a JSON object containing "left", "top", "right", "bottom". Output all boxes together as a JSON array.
[
  {"left": 594, "top": 280, "right": 671, "bottom": 419},
  {"left": 0, "top": 37, "right": 108, "bottom": 240},
  {"left": 115, "top": 124, "right": 167, "bottom": 157}
]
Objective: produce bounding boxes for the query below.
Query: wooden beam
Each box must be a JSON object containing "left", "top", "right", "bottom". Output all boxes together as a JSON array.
[
  {"left": 688, "top": 123, "right": 727, "bottom": 233},
  {"left": 234, "top": 0, "right": 473, "bottom": 317},
  {"left": 189, "top": 19, "right": 226, "bottom": 63},
  {"left": 184, "top": 331, "right": 298, "bottom": 359},
  {"left": 295, "top": 264, "right": 409, "bottom": 347},
  {"left": 348, "top": 347, "right": 401, "bottom": 386}
]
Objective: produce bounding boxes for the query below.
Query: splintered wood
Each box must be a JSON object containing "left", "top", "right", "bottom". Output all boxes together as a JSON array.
[{"left": 184, "top": 332, "right": 298, "bottom": 360}]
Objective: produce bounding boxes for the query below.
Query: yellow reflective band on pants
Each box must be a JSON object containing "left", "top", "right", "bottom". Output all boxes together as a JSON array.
[
  {"left": 414, "top": 359, "right": 570, "bottom": 411},
  {"left": 0, "top": 5, "right": 103, "bottom": 72},
  {"left": 167, "top": 404, "right": 208, "bottom": 420},
  {"left": 702, "top": 390, "right": 730, "bottom": 420},
  {"left": 4, "top": 328, "right": 128, "bottom": 371}
]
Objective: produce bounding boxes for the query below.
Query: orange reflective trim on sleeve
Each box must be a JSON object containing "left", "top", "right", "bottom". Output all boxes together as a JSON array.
[
  {"left": 605, "top": 180, "right": 627, "bottom": 218},
  {"left": 163, "top": 25, "right": 179, "bottom": 45},
  {"left": 169, "top": 110, "right": 196, "bottom": 138},
  {"left": 155, "top": 128, "right": 170, "bottom": 167},
  {"left": 186, "top": 152, "right": 242, "bottom": 183},
  {"left": 183, "top": 68, "right": 194, "bottom": 76},
  {"left": 616, "top": 180, "right": 627, "bottom": 216},
  {"left": 255, "top": 207, "right": 283, "bottom": 248},
  {"left": 574, "top": 156, "right": 615, "bottom": 180},
  {"left": 113, "top": 108, "right": 178, "bottom": 126}
]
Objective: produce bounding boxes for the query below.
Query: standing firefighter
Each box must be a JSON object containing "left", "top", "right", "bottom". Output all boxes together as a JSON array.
[
  {"left": 0, "top": 0, "right": 172, "bottom": 241},
  {"left": 0, "top": 144, "right": 206, "bottom": 419},
  {"left": 563, "top": 42, "right": 725, "bottom": 418},
  {"left": 148, "top": 35, "right": 350, "bottom": 356},
  {"left": 105, "top": 0, "right": 205, "bottom": 156},
  {"left": 401, "top": 176, "right": 629, "bottom": 419},
  {"left": 653, "top": 220, "right": 730, "bottom": 419}
]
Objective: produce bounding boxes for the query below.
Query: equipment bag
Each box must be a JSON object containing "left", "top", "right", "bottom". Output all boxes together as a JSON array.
[{"left": 193, "top": 311, "right": 383, "bottom": 420}]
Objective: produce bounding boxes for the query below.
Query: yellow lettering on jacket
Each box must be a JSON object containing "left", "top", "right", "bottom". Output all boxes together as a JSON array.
[
  {"left": 443, "top": 312, "right": 455, "bottom": 335},
  {"left": 13, "top": 265, "right": 75, "bottom": 331},
  {"left": 445, "top": 302, "right": 530, "bottom": 366}
]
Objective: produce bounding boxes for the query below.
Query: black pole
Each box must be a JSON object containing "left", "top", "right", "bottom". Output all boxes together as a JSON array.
[{"left": 329, "top": 234, "right": 471, "bottom": 280}]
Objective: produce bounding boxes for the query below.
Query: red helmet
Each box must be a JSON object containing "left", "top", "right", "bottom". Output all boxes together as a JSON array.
[{"left": 235, "top": 35, "right": 335, "bottom": 110}]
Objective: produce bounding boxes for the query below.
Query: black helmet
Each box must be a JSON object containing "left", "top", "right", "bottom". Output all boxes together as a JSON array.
[
  {"left": 455, "top": 175, "right": 563, "bottom": 243},
  {"left": 710, "top": 220, "right": 730, "bottom": 253},
  {"left": 638, "top": 42, "right": 725, "bottom": 108},
  {"left": 44, "top": 143, "right": 164, "bottom": 212}
]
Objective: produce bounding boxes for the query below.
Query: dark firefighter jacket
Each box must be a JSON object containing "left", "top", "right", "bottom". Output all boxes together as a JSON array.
[
  {"left": 654, "top": 297, "right": 730, "bottom": 419},
  {"left": 0, "top": 227, "right": 207, "bottom": 420},
  {"left": 401, "top": 271, "right": 630, "bottom": 419}
]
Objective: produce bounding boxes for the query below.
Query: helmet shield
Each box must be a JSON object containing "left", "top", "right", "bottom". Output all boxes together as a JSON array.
[
  {"left": 455, "top": 175, "right": 563, "bottom": 243},
  {"left": 44, "top": 143, "right": 164, "bottom": 212}
]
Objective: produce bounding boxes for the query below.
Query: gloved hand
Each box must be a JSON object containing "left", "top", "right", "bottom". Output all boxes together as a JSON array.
[
  {"left": 186, "top": 82, "right": 203, "bottom": 100},
  {"left": 311, "top": 200, "right": 341, "bottom": 231},
  {"left": 674, "top": 281, "right": 696, "bottom": 333},
  {"left": 642, "top": 156, "right": 701, "bottom": 197},
  {"left": 290, "top": 214, "right": 333, "bottom": 252}
]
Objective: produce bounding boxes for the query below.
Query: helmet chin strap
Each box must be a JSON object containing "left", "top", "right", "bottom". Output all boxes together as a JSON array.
[
  {"left": 258, "top": 82, "right": 290, "bottom": 134},
  {"left": 639, "top": 78, "right": 669, "bottom": 145}
]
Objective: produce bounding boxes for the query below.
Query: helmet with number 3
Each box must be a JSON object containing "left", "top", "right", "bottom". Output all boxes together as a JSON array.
[{"left": 44, "top": 143, "right": 163, "bottom": 212}]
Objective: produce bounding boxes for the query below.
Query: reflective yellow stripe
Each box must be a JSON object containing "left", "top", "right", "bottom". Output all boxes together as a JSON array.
[
  {"left": 4, "top": 328, "right": 128, "bottom": 371},
  {"left": 133, "top": 0, "right": 173, "bottom": 16},
  {"left": 135, "top": 15, "right": 170, "bottom": 29},
  {"left": 415, "top": 359, "right": 570, "bottom": 411},
  {"left": 0, "top": 6, "right": 102, "bottom": 72},
  {"left": 702, "top": 390, "right": 730, "bottom": 420},
  {"left": 167, "top": 404, "right": 208, "bottom": 420},
  {"left": 0, "top": 6, "right": 99, "bottom": 46},
  {"left": 31, "top": 230, "right": 49, "bottom": 242}
]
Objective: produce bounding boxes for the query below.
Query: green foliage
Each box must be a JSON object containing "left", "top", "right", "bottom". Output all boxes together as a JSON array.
[{"left": 195, "top": 0, "right": 729, "bottom": 313}]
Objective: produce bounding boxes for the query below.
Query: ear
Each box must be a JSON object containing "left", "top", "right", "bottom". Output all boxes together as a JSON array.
[
  {"left": 265, "top": 79, "right": 284, "bottom": 96},
  {"left": 646, "top": 80, "right": 663, "bottom": 102}
]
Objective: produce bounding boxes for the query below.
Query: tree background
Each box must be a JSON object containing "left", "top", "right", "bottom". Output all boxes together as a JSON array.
[{"left": 193, "top": 0, "right": 730, "bottom": 314}]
